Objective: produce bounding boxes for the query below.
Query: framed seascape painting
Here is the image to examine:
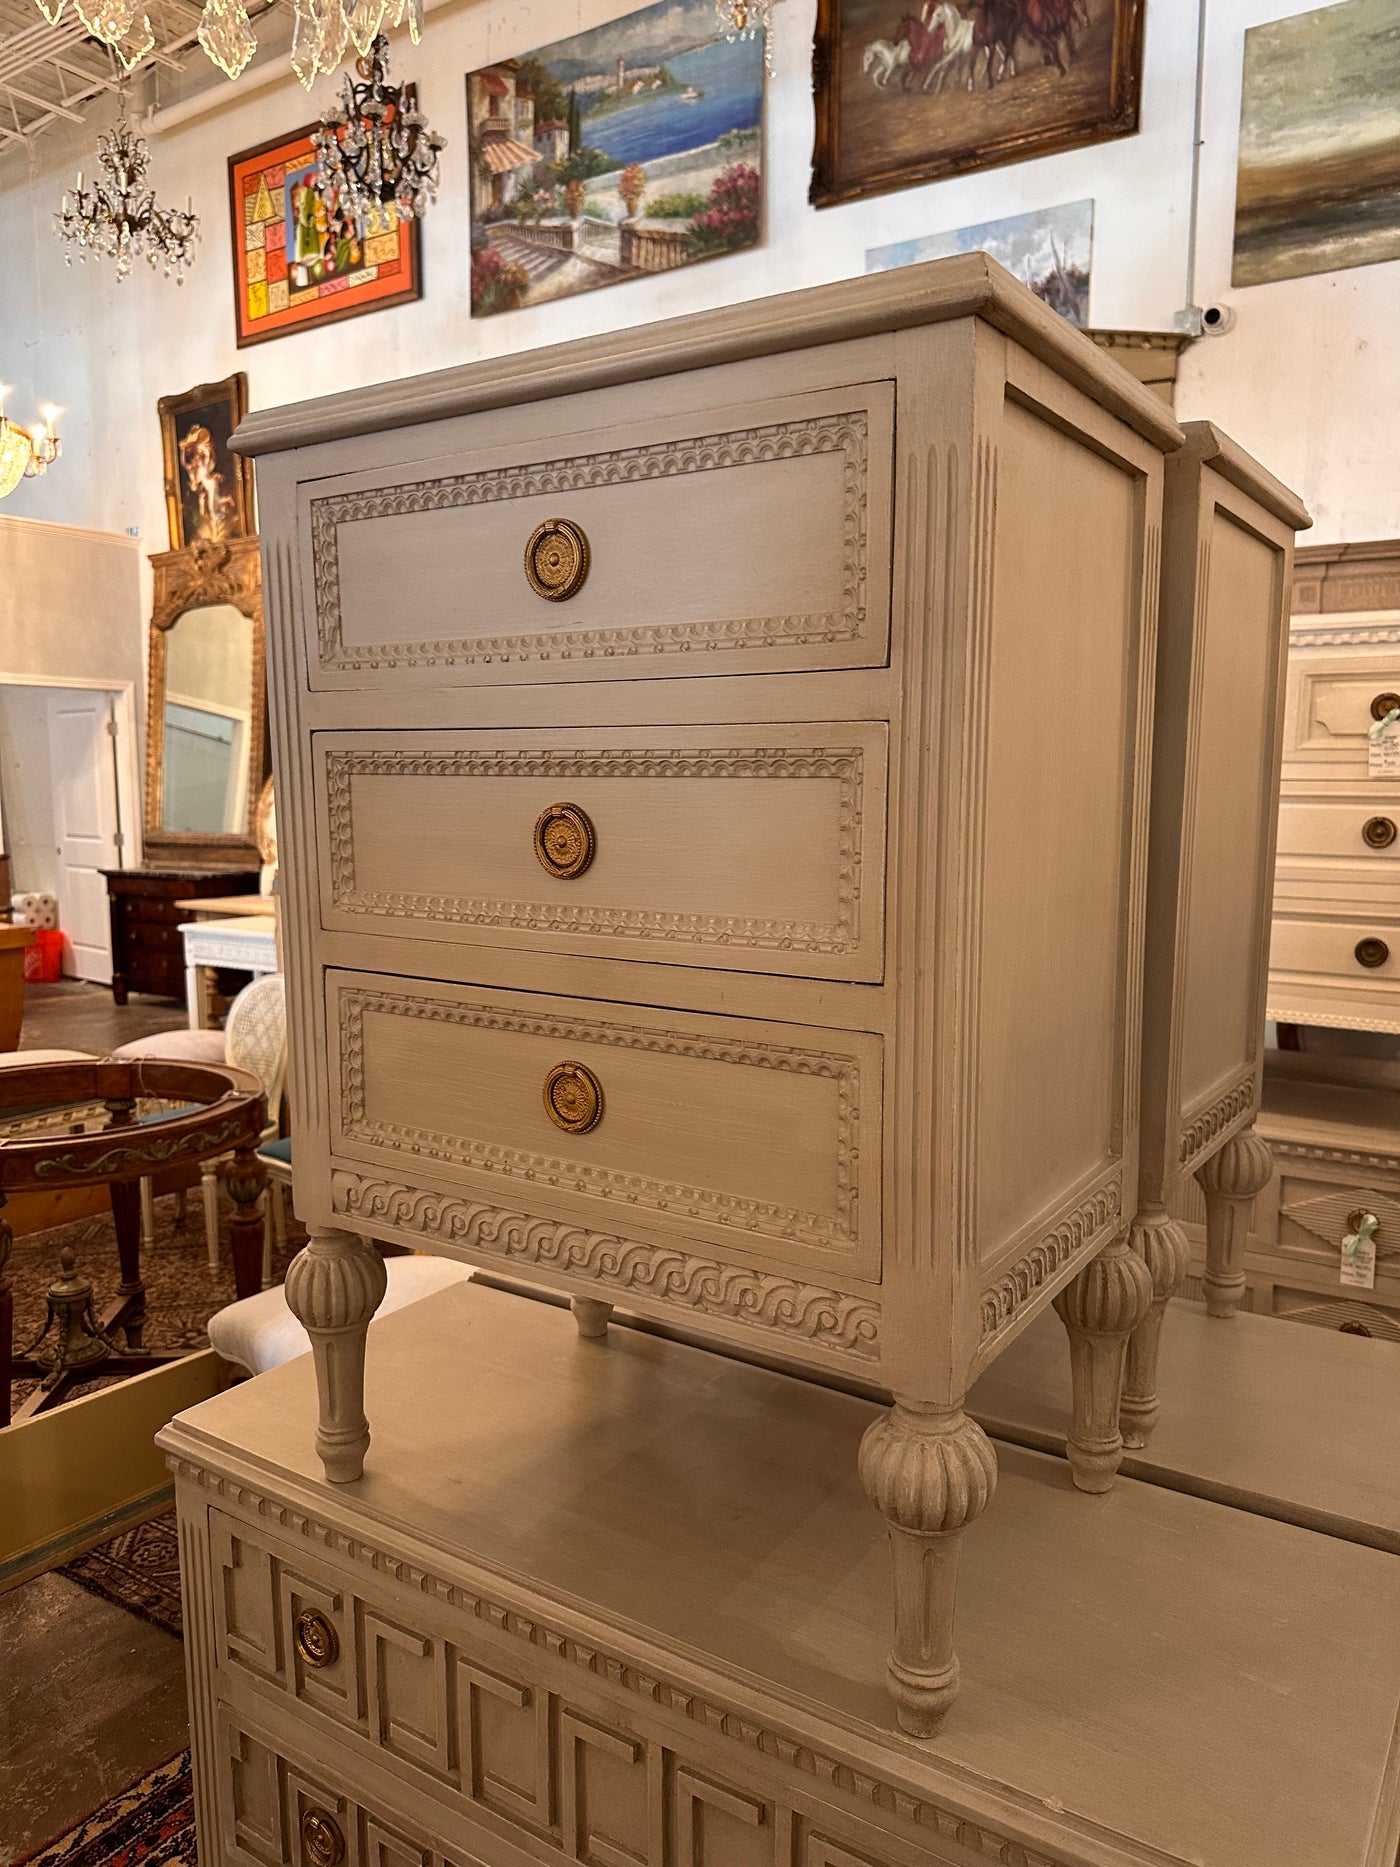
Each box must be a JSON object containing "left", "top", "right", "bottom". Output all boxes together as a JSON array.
[
  {"left": 158, "top": 373, "right": 254, "bottom": 549},
  {"left": 467, "top": 0, "right": 764, "bottom": 318},
  {"left": 1233, "top": 0, "right": 1400, "bottom": 289},
  {"left": 811, "top": 0, "right": 1144, "bottom": 208},
  {"left": 228, "top": 123, "right": 422, "bottom": 347}
]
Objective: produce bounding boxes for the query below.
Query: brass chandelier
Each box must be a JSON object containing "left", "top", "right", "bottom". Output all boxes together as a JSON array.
[
  {"left": 0, "top": 390, "right": 61, "bottom": 501},
  {"left": 311, "top": 34, "right": 445, "bottom": 233},
  {"left": 55, "top": 101, "right": 200, "bottom": 282}
]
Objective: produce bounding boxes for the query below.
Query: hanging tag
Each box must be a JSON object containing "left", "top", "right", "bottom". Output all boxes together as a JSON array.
[
  {"left": 1369, "top": 708, "right": 1400, "bottom": 778},
  {"left": 1340, "top": 1211, "right": 1379, "bottom": 1291}
]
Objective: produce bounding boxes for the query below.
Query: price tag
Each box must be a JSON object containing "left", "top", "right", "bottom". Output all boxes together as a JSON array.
[
  {"left": 1341, "top": 1212, "right": 1379, "bottom": 1291},
  {"left": 1369, "top": 708, "right": 1400, "bottom": 778}
]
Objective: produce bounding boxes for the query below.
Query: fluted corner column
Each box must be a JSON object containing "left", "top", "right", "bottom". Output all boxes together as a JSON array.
[
  {"left": 284, "top": 1227, "right": 388, "bottom": 1484},
  {"left": 1195, "top": 1125, "right": 1272, "bottom": 1320},
  {"left": 858, "top": 1400, "right": 997, "bottom": 1738},
  {"left": 1053, "top": 1238, "right": 1153, "bottom": 1494},
  {"left": 1120, "top": 1207, "right": 1191, "bottom": 1450}
]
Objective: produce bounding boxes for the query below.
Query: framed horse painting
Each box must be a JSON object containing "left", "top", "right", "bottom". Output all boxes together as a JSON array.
[{"left": 811, "top": 0, "right": 1145, "bottom": 207}]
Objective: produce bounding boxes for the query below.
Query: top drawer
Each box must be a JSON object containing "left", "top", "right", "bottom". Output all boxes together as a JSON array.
[
  {"left": 297, "top": 379, "right": 894, "bottom": 690},
  {"left": 1281, "top": 654, "right": 1400, "bottom": 784}
]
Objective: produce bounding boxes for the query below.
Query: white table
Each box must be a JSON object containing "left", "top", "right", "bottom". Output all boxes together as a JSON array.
[{"left": 179, "top": 917, "right": 278, "bottom": 1030}]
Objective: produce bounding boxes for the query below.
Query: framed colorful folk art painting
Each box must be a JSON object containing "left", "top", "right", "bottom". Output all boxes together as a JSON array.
[
  {"left": 810, "top": 0, "right": 1145, "bottom": 209},
  {"left": 228, "top": 123, "right": 422, "bottom": 347}
]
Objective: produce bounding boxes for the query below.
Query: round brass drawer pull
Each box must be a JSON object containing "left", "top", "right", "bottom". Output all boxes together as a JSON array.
[
  {"left": 1371, "top": 691, "right": 1400, "bottom": 722},
  {"left": 543, "top": 1060, "right": 603, "bottom": 1134},
  {"left": 1347, "top": 1208, "right": 1380, "bottom": 1237},
  {"left": 1355, "top": 936, "right": 1390, "bottom": 969},
  {"left": 524, "top": 517, "right": 590, "bottom": 601},
  {"left": 534, "top": 802, "right": 596, "bottom": 879},
  {"left": 300, "top": 1808, "right": 346, "bottom": 1867},
  {"left": 1363, "top": 816, "right": 1398, "bottom": 849},
  {"left": 294, "top": 1608, "right": 339, "bottom": 1669}
]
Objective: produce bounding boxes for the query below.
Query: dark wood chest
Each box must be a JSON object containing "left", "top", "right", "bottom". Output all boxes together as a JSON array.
[{"left": 102, "top": 868, "right": 259, "bottom": 1005}]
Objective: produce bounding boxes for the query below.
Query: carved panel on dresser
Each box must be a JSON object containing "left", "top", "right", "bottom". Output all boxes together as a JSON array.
[{"left": 303, "top": 384, "right": 894, "bottom": 688}]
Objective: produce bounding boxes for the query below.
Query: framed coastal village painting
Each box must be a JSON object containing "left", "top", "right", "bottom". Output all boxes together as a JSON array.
[
  {"left": 1233, "top": 0, "right": 1400, "bottom": 289},
  {"left": 228, "top": 123, "right": 422, "bottom": 347},
  {"left": 467, "top": 0, "right": 764, "bottom": 318},
  {"left": 811, "top": 0, "right": 1144, "bottom": 208}
]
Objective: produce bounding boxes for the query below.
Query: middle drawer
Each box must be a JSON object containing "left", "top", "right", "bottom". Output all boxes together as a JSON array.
[{"left": 313, "top": 725, "right": 887, "bottom": 983}]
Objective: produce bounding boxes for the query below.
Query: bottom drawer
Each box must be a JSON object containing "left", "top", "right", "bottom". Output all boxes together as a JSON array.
[
  {"left": 1269, "top": 914, "right": 1400, "bottom": 985},
  {"left": 216, "top": 1708, "right": 491, "bottom": 1867},
  {"left": 1269, "top": 1286, "right": 1400, "bottom": 1343}
]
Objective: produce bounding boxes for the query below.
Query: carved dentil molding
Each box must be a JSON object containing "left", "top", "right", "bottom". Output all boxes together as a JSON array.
[
  {"left": 336, "top": 988, "right": 863, "bottom": 1252},
  {"left": 1265, "top": 1137, "right": 1400, "bottom": 1175},
  {"left": 978, "top": 1178, "right": 1123, "bottom": 1342},
  {"left": 169, "top": 1454, "right": 1079, "bottom": 1867},
  {"left": 330, "top": 1170, "right": 881, "bottom": 1365},
  {"left": 324, "top": 743, "right": 867, "bottom": 955},
  {"left": 1178, "top": 1073, "right": 1258, "bottom": 1169},
  {"left": 311, "top": 409, "right": 872, "bottom": 673}
]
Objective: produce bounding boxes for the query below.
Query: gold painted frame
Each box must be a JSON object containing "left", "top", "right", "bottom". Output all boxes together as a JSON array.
[
  {"left": 158, "top": 373, "right": 254, "bottom": 552},
  {"left": 143, "top": 535, "right": 267, "bottom": 870}
]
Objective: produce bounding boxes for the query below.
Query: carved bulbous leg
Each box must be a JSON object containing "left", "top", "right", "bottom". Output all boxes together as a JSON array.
[
  {"left": 571, "top": 1296, "right": 613, "bottom": 1340},
  {"left": 1196, "top": 1126, "right": 1272, "bottom": 1320},
  {"left": 284, "top": 1227, "right": 388, "bottom": 1484},
  {"left": 1053, "top": 1238, "right": 1153, "bottom": 1494},
  {"left": 858, "top": 1401, "right": 997, "bottom": 1737},
  {"left": 1120, "top": 1208, "right": 1191, "bottom": 1450}
]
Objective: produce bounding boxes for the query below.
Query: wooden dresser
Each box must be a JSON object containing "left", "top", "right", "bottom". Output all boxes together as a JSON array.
[
  {"left": 1267, "top": 600, "right": 1400, "bottom": 1033},
  {"left": 104, "top": 866, "right": 260, "bottom": 1004},
  {"left": 241, "top": 256, "right": 1182, "bottom": 1735}
]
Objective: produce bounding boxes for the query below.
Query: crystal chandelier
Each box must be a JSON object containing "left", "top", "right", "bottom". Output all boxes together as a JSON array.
[
  {"left": 311, "top": 35, "right": 445, "bottom": 232},
  {"left": 714, "top": 0, "right": 779, "bottom": 72},
  {"left": 0, "top": 390, "right": 61, "bottom": 500},
  {"left": 56, "top": 102, "right": 200, "bottom": 283}
]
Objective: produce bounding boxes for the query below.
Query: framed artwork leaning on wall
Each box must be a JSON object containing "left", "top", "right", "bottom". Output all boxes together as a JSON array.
[
  {"left": 158, "top": 373, "right": 254, "bottom": 550},
  {"left": 811, "top": 0, "right": 1144, "bottom": 208}
]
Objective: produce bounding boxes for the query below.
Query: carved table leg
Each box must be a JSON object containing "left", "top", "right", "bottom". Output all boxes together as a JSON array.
[
  {"left": 859, "top": 1401, "right": 997, "bottom": 1736},
  {"left": 571, "top": 1296, "right": 613, "bottom": 1340},
  {"left": 1053, "top": 1237, "right": 1153, "bottom": 1494},
  {"left": 226, "top": 1147, "right": 268, "bottom": 1303},
  {"left": 0, "top": 1197, "right": 12, "bottom": 1430},
  {"left": 285, "top": 1227, "right": 388, "bottom": 1484},
  {"left": 109, "top": 1180, "right": 146, "bottom": 1350},
  {"left": 1120, "top": 1207, "right": 1191, "bottom": 1450},
  {"left": 1196, "top": 1125, "right": 1272, "bottom": 1320}
]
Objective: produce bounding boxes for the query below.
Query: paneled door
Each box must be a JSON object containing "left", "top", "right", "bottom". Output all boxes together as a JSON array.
[{"left": 47, "top": 690, "right": 123, "bottom": 981}]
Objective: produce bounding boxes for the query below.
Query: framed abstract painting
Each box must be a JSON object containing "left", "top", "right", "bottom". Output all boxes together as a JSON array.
[
  {"left": 157, "top": 373, "right": 254, "bottom": 549},
  {"left": 227, "top": 123, "right": 422, "bottom": 347},
  {"left": 811, "top": 0, "right": 1144, "bottom": 208}
]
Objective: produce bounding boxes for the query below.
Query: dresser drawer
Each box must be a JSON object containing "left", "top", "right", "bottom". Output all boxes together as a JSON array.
[
  {"left": 314, "top": 724, "right": 886, "bottom": 983},
  {"left": 298, "top": 379, "right": 893, "bottom": 690},
  {"left": 1281, "top": 659, "right": 1400, "bottom": 780},
  {"left": 1276, "top": 798, "right": 1400, "bottom": 861},
  {"left": 326, "top": 969, "right": 881, "bottom": 1279},
  {"left": 1269, "top": 914, "right": 1400, "bottom": 986}
]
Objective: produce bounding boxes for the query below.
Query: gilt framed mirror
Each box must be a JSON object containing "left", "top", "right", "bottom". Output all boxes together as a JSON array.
[{"left": 144, "top": 536, "right": 268, "bottom": 868}]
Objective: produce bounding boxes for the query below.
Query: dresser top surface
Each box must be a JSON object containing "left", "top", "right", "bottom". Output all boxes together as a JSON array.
[
  {"left": 165, "top": 1280, "right": 1400, "bottom": 1867},
  {"left": 231, "top": 252, "right": 1182, "bottom": 464}
]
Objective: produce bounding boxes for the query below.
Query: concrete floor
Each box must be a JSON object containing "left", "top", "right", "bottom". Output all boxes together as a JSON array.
[
  {"left": 18, "top": 979, "right": 187, "bottom": 1054},
  {"left": 0, "top": 1567, "right": 189, "bottom": 1858}
]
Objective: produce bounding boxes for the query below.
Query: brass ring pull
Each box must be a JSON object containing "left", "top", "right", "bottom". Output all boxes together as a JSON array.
[
  {"left": 294, "top": 1608, "right": 339, "bottom": 1669},
  {"left": 543, "top": 1060, "right": 603, "bottom": 1134},
  {"left": 534, "top": 803, "right": 596, "bottom": 879},
  {"left": 1363, "top": 816, "right": 1397, "bottom": 849},
  {"left": 300, "top": 1809, "right": 346, "bottom": 1867},
  {"left": 524, "top": 517, "right": 590, "bottom": 601},
  {"left": 1347, "top": 1208, "right": 1379, "bottom": 1238},
  {"left": 1355, "top": 936, "right": 1390, "bottom": 969},
  {"left": 1371, "top": 691, "right": 1400, "bottom": 722}
]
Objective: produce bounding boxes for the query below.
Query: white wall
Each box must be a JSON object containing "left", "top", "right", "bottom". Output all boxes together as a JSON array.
[{"left": 0, "top": 0, "right": 1388, "bottom": 547}]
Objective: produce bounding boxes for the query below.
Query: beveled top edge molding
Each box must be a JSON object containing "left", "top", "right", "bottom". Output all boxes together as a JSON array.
[
  {"left": 1178, "top": 420, "right": 1312, "bottom": 534},
  {"left": 231, "top": 254, "right": 1183, "bottom": 462}
]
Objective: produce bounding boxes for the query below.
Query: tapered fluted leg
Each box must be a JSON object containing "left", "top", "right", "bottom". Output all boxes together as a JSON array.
[
  {"left": 1054, "top": 1237, "right": 1153, "bottom": 1493},
  {"left": 571, "top": 1296, "right": 613, "bottom": 1340},
  {"left": 859, "top": 1401, "right": 997, "bottom": 1737},
  {"left": 1120, "top": 1208, "right": 1191, "bottom": 1449},
  {"left": 285, "top": 1227, "right": 388, "bottom": 1484},
  {"left": 1196, "top": 1126, "right": 1271, "bottom": 1320}
]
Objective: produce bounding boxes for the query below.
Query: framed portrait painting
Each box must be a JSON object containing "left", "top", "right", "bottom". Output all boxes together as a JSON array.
[
  {"left": 811, "top": 0, "right": 1145, "bottom": 208},
  {"left": 158, "top": 373, "right": 254, "bottom": 550},
  {"left": 228, "top": 122, "right": 422, "bottom": 347}
]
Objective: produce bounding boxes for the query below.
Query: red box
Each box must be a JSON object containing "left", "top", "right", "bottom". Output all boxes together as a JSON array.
[{"left": 23, "top": 927, "right": 63, "bottom": 983}]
